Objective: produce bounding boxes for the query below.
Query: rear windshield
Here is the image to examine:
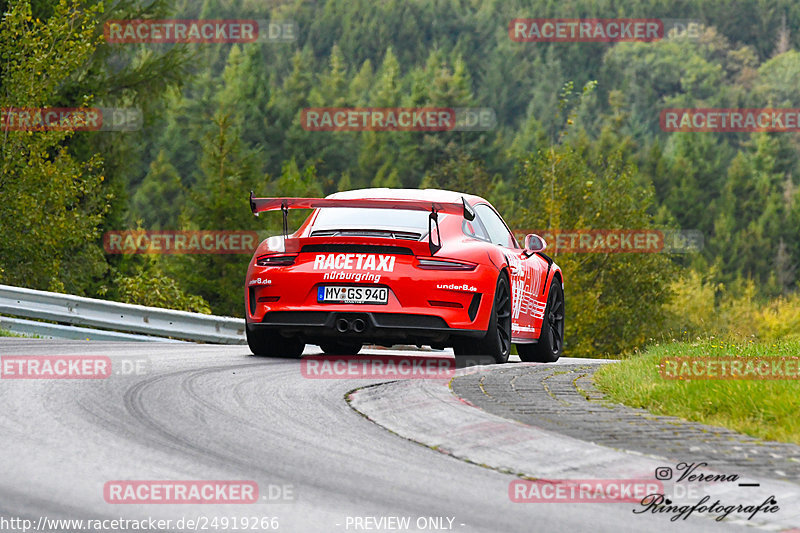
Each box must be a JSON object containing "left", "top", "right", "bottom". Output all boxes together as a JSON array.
[{"left": 312, "top": 207, "right": 444, "bottom": 233}]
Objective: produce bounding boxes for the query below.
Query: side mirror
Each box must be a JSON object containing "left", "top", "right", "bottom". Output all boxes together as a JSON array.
[{"left": 524, "top": 233, "right": 547, "bottom": 254}]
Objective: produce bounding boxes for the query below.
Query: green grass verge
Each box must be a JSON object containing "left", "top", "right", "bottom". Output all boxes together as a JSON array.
[{"left": 594, "top": 339, "right": 800, "bottom": 445}]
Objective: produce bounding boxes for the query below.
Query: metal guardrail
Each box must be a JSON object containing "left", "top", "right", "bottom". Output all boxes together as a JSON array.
[
  {"left": 0, "top": 284, "right": 245, "bottom": 344},
  {"left": 0, "top": 316, "right": 188, "bottom": 342}
]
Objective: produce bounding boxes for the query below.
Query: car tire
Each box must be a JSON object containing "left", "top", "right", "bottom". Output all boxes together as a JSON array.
[
  {"left": 517, "top": 277, "right": 563, "bottom": 363},
  {"left": 319, "top": 341, "right": 362, "bottom": 355},
  {"left": 454, "top": 273, "right": 511, "bottom": 364},
  {"left": 246, "top": 324, "right": 304, "bottom": 358}
]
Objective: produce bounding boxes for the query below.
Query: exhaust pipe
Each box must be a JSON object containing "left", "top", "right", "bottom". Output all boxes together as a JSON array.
[
  {"left": 352, "top": 318, "right": 366, "bottom": 333},
  {"left": 335, "top": 318, "right": 351, "bottom": 333}
]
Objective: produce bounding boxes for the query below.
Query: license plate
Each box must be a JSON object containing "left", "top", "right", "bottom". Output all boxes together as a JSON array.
[{"left": 317, "top": 286, "right": 388, "bottom": 304}]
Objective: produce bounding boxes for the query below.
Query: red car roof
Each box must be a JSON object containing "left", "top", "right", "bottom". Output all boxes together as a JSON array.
[{"left": 326, "top": 188, "right": 488, "bottom": 206}]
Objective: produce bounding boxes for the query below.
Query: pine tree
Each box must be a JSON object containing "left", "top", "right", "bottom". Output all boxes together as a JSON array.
[{"left": 129, "top": 151, "right": 184, "bottom": 230}]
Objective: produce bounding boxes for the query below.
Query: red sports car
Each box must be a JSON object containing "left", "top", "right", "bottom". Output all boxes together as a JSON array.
[{"left": 245, "top": 188, "right": 564, "bottom": 363}]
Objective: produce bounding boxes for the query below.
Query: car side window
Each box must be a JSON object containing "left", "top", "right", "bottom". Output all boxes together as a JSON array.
[
  {"left": 474, "top": 204, "right": 517, "bottom": 248},
  {"left": 462, "top": 216, "right": 490, "bottom": 241}
]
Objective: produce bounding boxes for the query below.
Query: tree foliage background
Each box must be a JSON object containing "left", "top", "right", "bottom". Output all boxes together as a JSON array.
[{"left": 2, "top": 0, "right": 800, "bottom": 355}]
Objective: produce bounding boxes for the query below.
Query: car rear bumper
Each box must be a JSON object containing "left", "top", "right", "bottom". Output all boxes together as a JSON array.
[{"left": 247, "top": 310, "right": 485, "bottom": 345}]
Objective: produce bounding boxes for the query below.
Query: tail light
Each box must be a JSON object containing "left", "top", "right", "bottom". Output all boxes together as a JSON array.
[
  {"left": 416, "top": 257, "right": 477, "bottom": 271},
  {"left": 256, "top": 253, "right": 297, "bottom": 266}
]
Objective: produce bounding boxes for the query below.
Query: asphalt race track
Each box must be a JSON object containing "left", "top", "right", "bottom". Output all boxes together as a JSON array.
[{"left": 0, "top": 339, "right": 756, "bottom": 532}]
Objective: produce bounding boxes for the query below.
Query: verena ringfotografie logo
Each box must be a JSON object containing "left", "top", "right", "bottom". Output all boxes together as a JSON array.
[
  {"left": 517, "top": 229, "right": 702, "bottom": 254},
  {"left": 1, "top": 107, "right": 142, "bottom": 131},
  {"left": 509, "top": 19, "right": 663, "bottom": 42},
  {"left": 300, "top": 107, "right": 496, "bottom": 132},
  {"left": 641, "top": 462, "right": 781, "bottom": 522},
  {"left": 301, "top": 356, "right": 455, "bottom": 379},
  {"left": 103, "top": 481, "right": 258, "bottom": 504},
  {"left": 104, "top": 20, "right": 297, "bottom": 44},
  {"left": 509, "top": 479, "right": 663, "bottom": 503},
  {"left": 636, "top": 493, "right": 779, "bottom": 522},
  {"left": 661, "top": 108, "right": 800, "bottom": 132},
  {"left": 660, "top": 357, "right": 800, "bottom": 380},
  {"left": 103, "top": 231, "right": 259, "bottom": 254},
  {"left": 1, "top": 356, "right": 111, "bottom": 379}
]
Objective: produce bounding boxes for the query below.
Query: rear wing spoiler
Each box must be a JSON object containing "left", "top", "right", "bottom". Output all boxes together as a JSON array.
[
  {"left": 249, "top": 192, "right": 476, "bottom": 255},
  {"left": 249, "top": 193, "right": 475, "bottom": 218}
]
